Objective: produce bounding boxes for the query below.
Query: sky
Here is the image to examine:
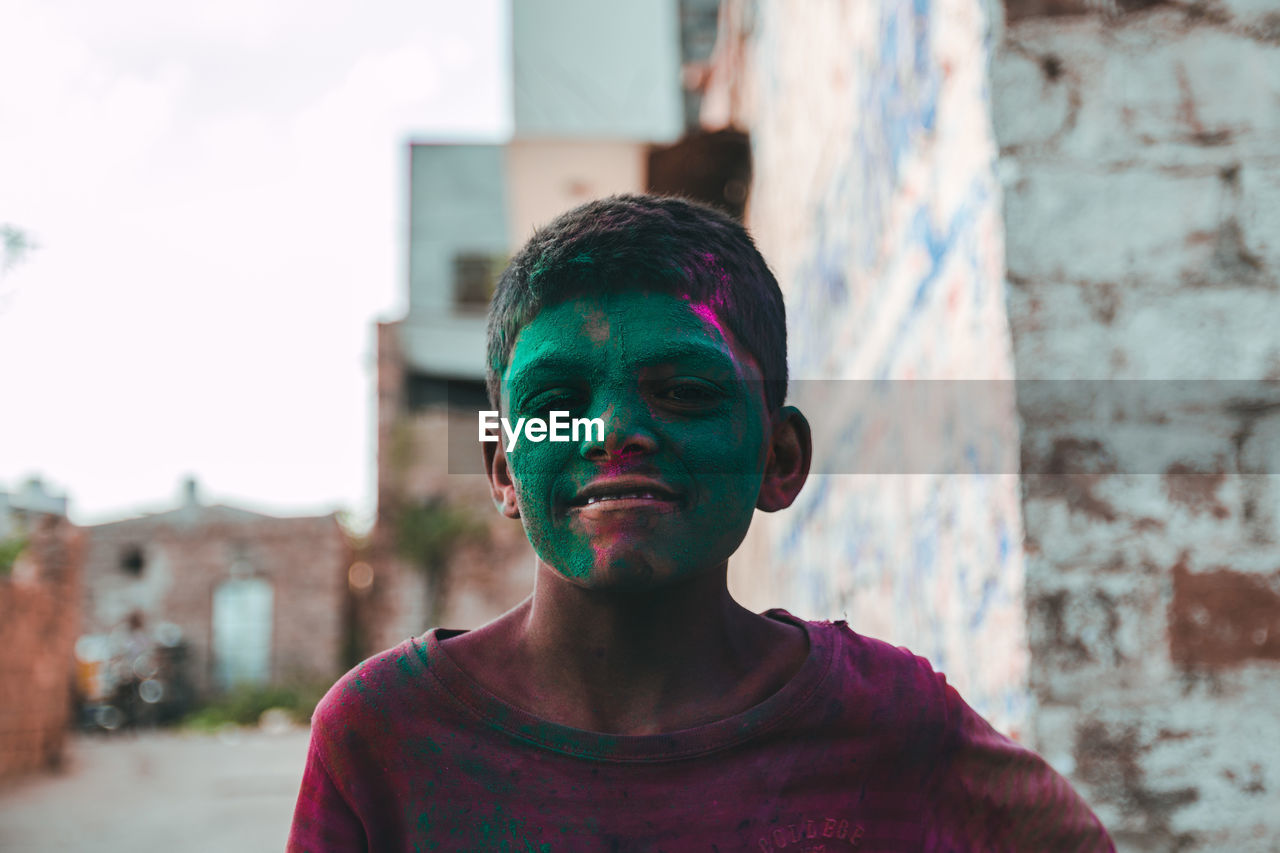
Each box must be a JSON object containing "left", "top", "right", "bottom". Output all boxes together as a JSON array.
[{"left": 0, "top": 0, "right": 510, "bottom": 529}]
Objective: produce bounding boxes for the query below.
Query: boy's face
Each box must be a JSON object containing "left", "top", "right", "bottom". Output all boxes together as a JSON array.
[{"left": 485, "top": 290, "right": 809, "bottom": 591}]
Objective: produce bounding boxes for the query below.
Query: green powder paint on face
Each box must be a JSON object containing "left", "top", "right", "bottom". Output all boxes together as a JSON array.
[{"left": 500, "top": 291, "right": 772, "bottom": 591}]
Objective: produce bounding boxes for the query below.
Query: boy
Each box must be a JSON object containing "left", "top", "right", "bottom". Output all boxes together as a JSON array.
[{"left": 288, "top": 195, "right": 1114, "bottom": 851}]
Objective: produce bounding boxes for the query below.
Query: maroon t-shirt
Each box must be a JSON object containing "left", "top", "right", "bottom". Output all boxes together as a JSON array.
[{"left": 288, "top": 610, "right": 1113, "bottom": 852}]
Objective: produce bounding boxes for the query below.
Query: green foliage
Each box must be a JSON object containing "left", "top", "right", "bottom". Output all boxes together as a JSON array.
[
  {"left": 180, "top": 682, "right": 328, "bottom": 731},
  {"left": 395, "top": 498, "right": 490, "bottom": 627},
  {"left": 0, "top": 536, "right": 27, "bottom": 576},
  {"left": 395, "top": 498, "right": 488, "bottom": 571},
  {"left": 0, "top": 224, "right": 35, "bottom": 273}
]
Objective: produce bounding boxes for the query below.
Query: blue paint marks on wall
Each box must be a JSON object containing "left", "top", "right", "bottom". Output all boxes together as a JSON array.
[{"left": 736, "top": 0, "right": 1028, "bottom": 734}]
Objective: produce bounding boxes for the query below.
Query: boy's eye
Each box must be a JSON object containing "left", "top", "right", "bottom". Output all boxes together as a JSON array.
[
  {"left": 654, "top": 381, "right": 722, "bottom": 408},
  {"left": 526, "top": 389, "right": 582, "bottom": 414}
]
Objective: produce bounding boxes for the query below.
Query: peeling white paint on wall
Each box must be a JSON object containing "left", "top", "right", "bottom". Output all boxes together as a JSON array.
[{"left": 996, "top": 2, "right": 1280, "bottom": 848}]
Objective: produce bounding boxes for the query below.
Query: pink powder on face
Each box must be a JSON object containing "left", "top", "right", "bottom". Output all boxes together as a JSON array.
[
  {"left": 677, "top": 254, "right": 733, "bottom": 341},
  {"left": 688, "top": 302, "right": 728, "bottom": 342}
]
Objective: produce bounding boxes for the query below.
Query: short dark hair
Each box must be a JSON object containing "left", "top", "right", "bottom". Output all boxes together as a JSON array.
[{"left": 485, "top": 194, "right": 788, "bottom": 411}]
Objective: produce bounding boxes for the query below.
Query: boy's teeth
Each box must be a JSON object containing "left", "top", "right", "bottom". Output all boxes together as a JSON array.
[{"left": 584, "top": 492, "right": 655, "bottom": 505}]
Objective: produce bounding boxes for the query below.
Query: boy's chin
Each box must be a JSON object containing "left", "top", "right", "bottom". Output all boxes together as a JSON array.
[{"left": 551, "top": 551, "right": 704, "bottom": 593}]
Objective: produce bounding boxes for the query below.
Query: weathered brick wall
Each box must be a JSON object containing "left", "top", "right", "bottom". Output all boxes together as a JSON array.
[
  {"left": 84, "top": 513, "right": 350, "bottom": 695},
  {"left": 705, "top": 0, "right": 1031, "bottom": 734},
  {"left": 366, "top": 321, "right": 534, "bottom": 655},
  {"left": 252, "top": 518, "right": 352, "bottom": 684},
  {"left": 0, "top": 517, "right": 82, "bottom": 782},
  {"left": 994, "top": 1, "right": 1280, "bottom": 848}
]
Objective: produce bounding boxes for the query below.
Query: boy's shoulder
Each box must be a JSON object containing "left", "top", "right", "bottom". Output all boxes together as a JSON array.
[
  {"left": 772, "top": 610, "right": 949, "bottom": 695},
  {"left": 777, "top": 610, "right": 957, "bottom": 731},
  {"left": 309, "top": 633, "right": 438, "bottom": 736}
]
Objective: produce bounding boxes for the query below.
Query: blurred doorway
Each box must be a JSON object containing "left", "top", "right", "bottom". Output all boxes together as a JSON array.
[{"left": 212, "top": 577, "right": 273, "bottom": 688}]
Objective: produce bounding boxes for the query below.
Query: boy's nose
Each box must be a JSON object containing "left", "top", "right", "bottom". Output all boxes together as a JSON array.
[{"left": 581, "top": 402, "right": 658, "bottom": 462}]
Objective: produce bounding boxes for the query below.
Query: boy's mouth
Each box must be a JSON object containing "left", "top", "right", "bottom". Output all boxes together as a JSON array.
[{"left": 567, "top": 477, "right": 682, "bottom": 512}]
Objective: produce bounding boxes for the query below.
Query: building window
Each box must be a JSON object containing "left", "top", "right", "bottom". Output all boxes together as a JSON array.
[
  {"left": 227, "top": 542, "right": 253, "bottom": 579},
  {"left": 120, "top": 545, "right": 146, "bottom": 576},
  {"left": 453, "top": 252, "right": 504, "bottom": 309},
  {"left": 406, "top": 373, "right": 490, "bottom": 414}
]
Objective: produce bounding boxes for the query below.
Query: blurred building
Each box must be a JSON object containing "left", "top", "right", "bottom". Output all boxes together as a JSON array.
[
  {"left": 80, "top": 478, "right": 351, "bottom": 698},
  {"left": 366, "top": 0, "right": 749, "bottom": 651},
  {"left": 0, "top": 476, "right": 69, "bottom": 541},
  {"left": 0, "top": 480, "right": 80, "bottom": 782}
]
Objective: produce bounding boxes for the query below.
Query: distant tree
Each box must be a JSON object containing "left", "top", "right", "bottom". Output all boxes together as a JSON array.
[
  {"left": 396, "top": 497, "right": 488, "bottom": 628},
  {"left": 0, "top": 224, "right": 37, "bottom": 313},
  {"left": 0, "top": 535, "right": 28, "bottom": 576},
  {"left": 1, "top": 224, "right": 35, "bottom": 273}
]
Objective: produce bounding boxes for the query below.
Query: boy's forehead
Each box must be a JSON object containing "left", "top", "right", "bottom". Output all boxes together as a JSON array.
[
  {"left": 508, "top": 292, "right": 741, "bottom": 365},
  {"left": 572, "top": 301, "right": 611, "bottom": 343},
  {"left": 502, "top": 292, "right": 765, "bottom": 396}
]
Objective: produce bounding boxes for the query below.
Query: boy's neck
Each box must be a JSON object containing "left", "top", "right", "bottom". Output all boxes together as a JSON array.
[{"left": 440, "top": 562, "right": 808, "bottom": 735}]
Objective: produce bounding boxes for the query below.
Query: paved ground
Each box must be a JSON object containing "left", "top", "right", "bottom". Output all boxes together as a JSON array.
[{"left": 0, "top": 727, "right": 311, "bottom": 853}]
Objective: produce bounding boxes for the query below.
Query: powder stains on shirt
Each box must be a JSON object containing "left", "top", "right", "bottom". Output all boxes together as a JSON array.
[{"left": 287, "top": 611, "right": 1114, "bottom": 852}]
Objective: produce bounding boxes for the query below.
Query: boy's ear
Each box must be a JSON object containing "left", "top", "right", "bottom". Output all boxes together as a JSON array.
[
  {"left": 483, "top": 441, "right": 521, "bottom": 519},
  {"left": 757, "top": 405, "right": 812, "bottom": 512}
]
